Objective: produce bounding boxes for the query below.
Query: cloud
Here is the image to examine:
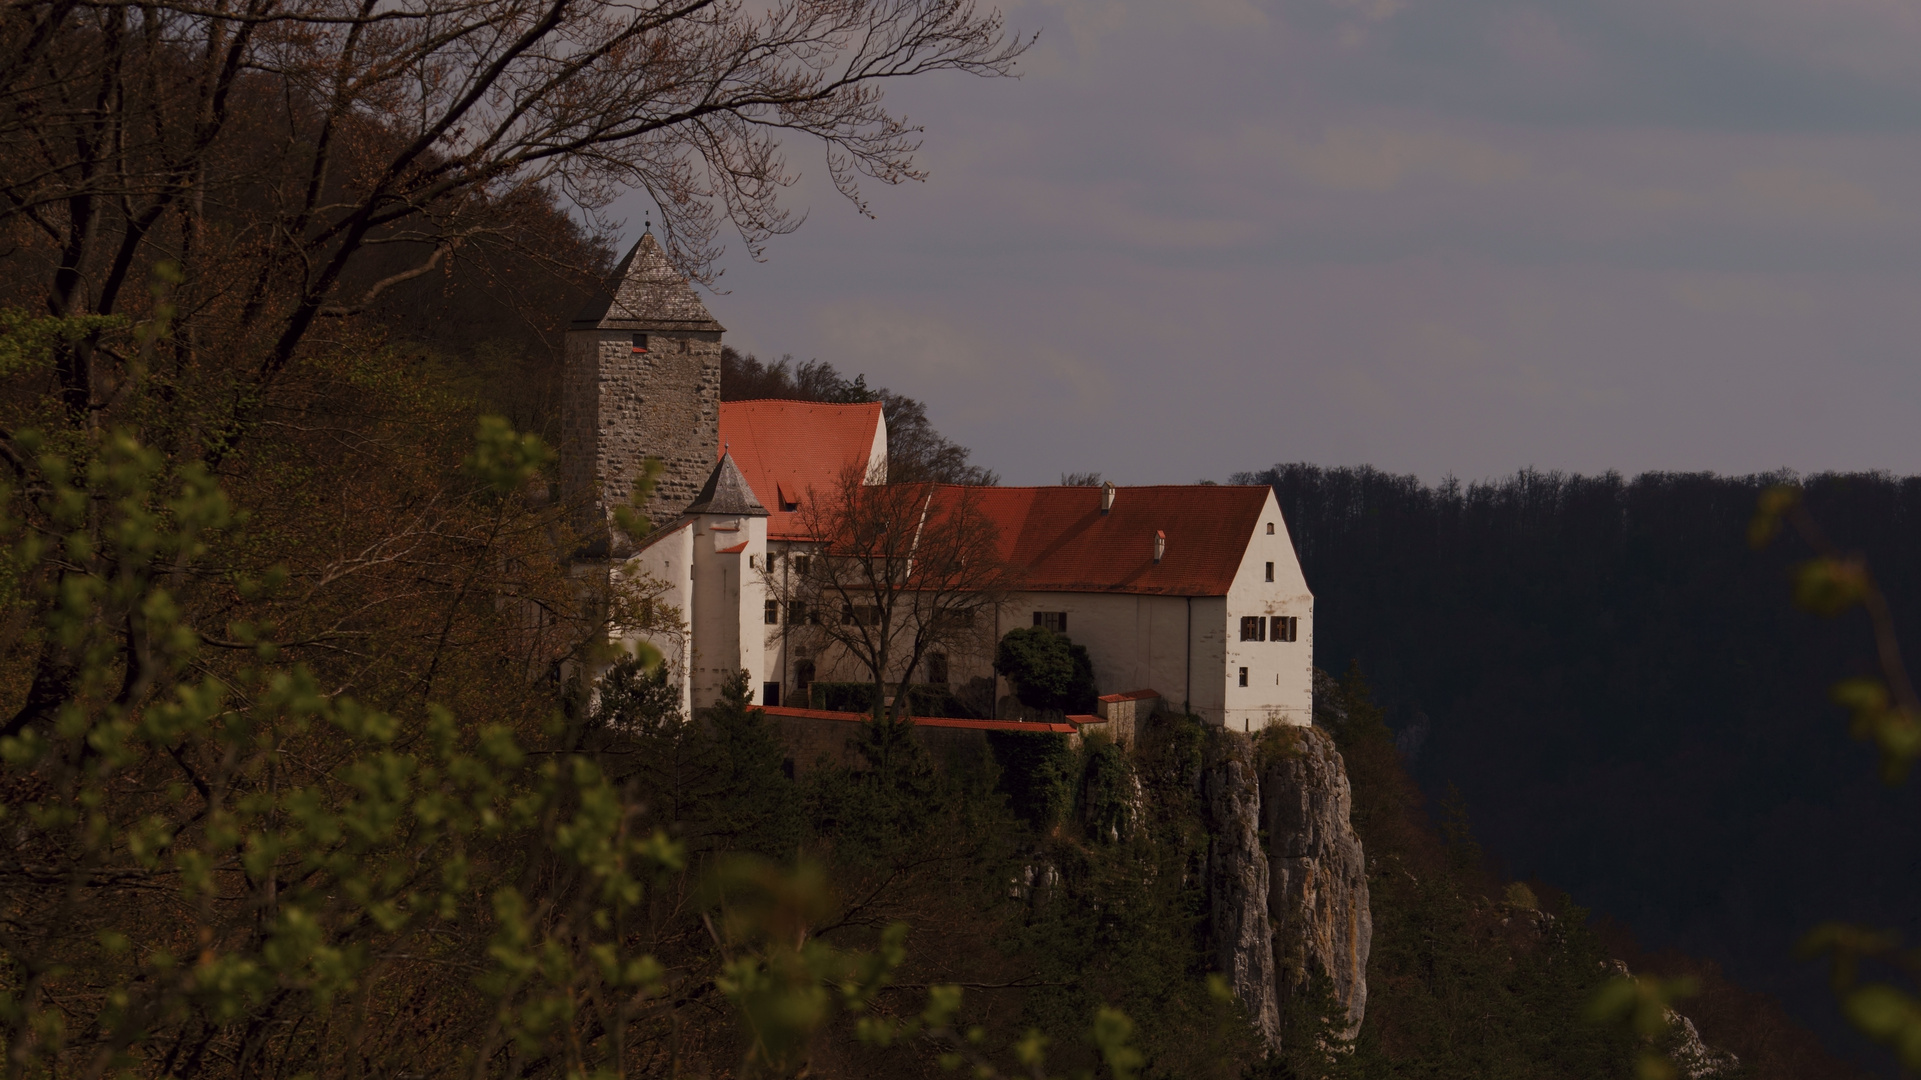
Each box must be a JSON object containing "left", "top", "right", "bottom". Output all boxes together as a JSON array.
[
  {"left": 655, "top": 0, "right": 1921, "bottom": 492},
  {"left": 805, "top": 300, "right": 1116, "bottom": 429},
  {"left": 1282, "top": 125, "right": 1529, "bottom": 193}
]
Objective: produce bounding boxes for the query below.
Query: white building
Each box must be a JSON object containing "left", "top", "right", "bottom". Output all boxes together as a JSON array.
[{"left": 575, "top": 237, "right": 1314, "bottom": 731}]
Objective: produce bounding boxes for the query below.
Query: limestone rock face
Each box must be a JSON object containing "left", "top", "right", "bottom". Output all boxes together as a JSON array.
[
  {"left": 1201, "top": 725, "right": 1372, "bottom": 1054},
  {"left": 1201, "top": 737, "right": 1281, "bottom": 1048},
  {"left": 1264, "top": 726, "right": 1372, "bottom": 1040}
]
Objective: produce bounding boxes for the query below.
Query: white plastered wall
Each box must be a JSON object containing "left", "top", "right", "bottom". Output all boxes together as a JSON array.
[
  {"left": 865, "top": 413, "right": 889, "bottom": 483},
  {"left": 968, "top": 592, "right": 1200, "bottom": 714},
  {"left": 688, "top": 513, "right": 768, "bottom": 709},
  {"left": 1219, "top": 488, "right": 1314, "bottom": 730},
  {"left": 616, "top": 520, "right": 695, "bottom": 717}
]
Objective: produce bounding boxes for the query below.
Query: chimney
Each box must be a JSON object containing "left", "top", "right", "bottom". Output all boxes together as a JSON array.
[
  {"left": 1153, "top": 530, "right": 1165, "bottom": 563},
  {"left": 1101, "top": 481, "right": 1116, "bottom": 513}
]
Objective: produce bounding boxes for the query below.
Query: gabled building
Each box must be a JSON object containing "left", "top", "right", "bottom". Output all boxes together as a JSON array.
[{"left": 569, "top": 232, "right": 1313, "bottom": 731}]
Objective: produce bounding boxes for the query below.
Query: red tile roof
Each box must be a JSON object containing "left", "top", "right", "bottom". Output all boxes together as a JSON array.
[
  {"left": 1098, "top": 689, "right": 1162, "bottom": 703},
  {"left": 720, "top": 400, "right": 884, "bottom": 539},
  {"left": 932, "top": 485, "right": 1269, "bottom": 597},
  {"left": 757, "top": 705, "right": 1079, "bottom": 734}
]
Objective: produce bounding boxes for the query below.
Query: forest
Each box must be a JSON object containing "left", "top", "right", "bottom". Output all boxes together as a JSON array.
[{"left": 1237, "top": 462, "right": 1921, "bottom": 1074}]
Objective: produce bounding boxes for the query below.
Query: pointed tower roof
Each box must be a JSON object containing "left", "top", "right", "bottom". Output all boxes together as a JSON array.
[
  {"left": 684, "top": 453, "right": 767, "bottom": 517},
  {"left": 572, "top": 231, "right": 725, "bottom": 332}
]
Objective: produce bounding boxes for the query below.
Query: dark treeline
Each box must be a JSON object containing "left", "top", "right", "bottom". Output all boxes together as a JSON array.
[{"left": 1238, "top": 463, "right": 1921, "bottom": 1071}]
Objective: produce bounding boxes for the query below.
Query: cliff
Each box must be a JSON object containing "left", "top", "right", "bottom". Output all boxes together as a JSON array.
[{"left": 1203, "top": 723, "right": 1373, "bottom": 1053}]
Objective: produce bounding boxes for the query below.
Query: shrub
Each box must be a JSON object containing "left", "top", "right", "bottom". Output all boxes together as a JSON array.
[{"left": 994, "top": 626, "right": 1097, "bottom": 714}]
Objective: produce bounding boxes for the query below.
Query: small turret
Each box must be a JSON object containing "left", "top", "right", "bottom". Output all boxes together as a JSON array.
[{"left": 684, "top": 452, "right": 768, "bottom": 518}]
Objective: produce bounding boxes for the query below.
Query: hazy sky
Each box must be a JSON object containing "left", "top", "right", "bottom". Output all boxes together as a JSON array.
[{"left": 620, "top": 0, "right": 1921, "bottom": 486}]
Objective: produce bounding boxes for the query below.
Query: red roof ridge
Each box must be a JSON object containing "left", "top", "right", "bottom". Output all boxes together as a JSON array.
[
  {"left": 925, "top": 483, "right": 1271, "bottom": 492},
  {"left": 726, "top": 398, "right": 885, "bottom": 411},
  {"left": 1098, "top": 689, "right": 1161, "bottom": 702}
]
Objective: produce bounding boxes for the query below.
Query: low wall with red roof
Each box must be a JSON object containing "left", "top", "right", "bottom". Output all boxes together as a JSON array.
[{"left": 758, "top": 705, "right": 1106, "bottom": 774}]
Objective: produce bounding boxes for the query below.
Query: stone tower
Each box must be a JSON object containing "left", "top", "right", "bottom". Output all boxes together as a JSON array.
[{"left": 563, "top": 231, "right": 724, "bottom": 549}]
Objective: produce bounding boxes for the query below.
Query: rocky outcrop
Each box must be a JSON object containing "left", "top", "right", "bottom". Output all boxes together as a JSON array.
[
  {"left": 1201, "top": 736, "right": 1282, "bottom": 1047},
  {"left": 1600, "top": 960, "right": 1741, "bottom": 1079},
  {"left": 1264, "top": 725, "right": 1372, "bottom": 1040},
  {"left": 1201, "top": 724, "right": 1372, "bottom": 1053}
]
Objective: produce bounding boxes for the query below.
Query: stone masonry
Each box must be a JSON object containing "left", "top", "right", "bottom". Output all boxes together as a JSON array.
[{"left": 563, "top": 231, "right": 724, "bottom": 548}]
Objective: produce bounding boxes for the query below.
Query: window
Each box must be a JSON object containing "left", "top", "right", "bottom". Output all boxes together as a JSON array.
[
  {"left": 792, "top": 555, "right": 810, "bottom": 576},
  {"left": 1271, "top": 615, "right": 1298, "bottom": 643},
  {"left": 1266, "top": 522, "right": 1275, "bottom": 535},
  {"left": 843, "top": 604, "right": 880, "bottom": 627},
  {"left": 795, "top": 660, "right": 816, "bottom": 693},
  {"left": 1265, "top": 561, "right": 1274, "bottom": 582},
  {"left": 765, "top": 599, "right": 779, "bottom": 625},
  {"left": 788, "top": 600, "right": 814, "bottom": 625},
  {"left": 1238, "top": 666, "right": 1249, "bottom": 687},
  {"left": 1240, "top": 616, "right": 1266, "bottom": 641},
  {"left": 925, "top": 653, "right": 949, "bottom": 685},
  {"left": 1034, "top": 611, "right": 1067, "bottom": 633},
  {"left": 761, "top": 682, "right": 782, "bottom": 707},
  {"left": 631, "top": 333, "right": 649, "bottom": 354},
  {"left": 937, "top": 608, "right": 975, "bottom": 629}
]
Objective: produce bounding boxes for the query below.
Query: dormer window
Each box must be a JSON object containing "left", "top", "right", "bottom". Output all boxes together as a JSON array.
[{"left": 631, "top": 333, "right": 649, "bottom": 354}]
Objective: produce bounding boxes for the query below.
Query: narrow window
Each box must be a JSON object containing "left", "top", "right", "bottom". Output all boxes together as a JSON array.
[
  {"left": 1034, "top": 611, "right": 1067, "bottom": 633},
  {"left": 793, "top": 555, "right": 810, "bottom": 576},
  {"left": 761, "top": 682, "right": 782, "bottom": 707},
  {"left": 795, "top": 659, "right": 816, "bottom": 698},
  {"left": 926, "top": 653, "right": 949, "bottom": 685},
  {"left": 764, "top": 599, "right": 779, "bottom": 625},
  {"left": 1266, "top": 522, "right": 1275, "bottom": 535},
  {"left": 631, "top": 333, "right": 649, "bottom": 354},
  {"left": 1240, "top": 616, "right": 1266, "bottom": 641},
  {"left": 1265, "top": 561, "right": 1274, "bottom": 582},
  {"left": 1238, "top": 666, "right": 1249, "bottom": 687}
]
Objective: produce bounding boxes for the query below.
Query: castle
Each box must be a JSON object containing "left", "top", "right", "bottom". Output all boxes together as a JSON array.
[{"left": 564, "top": 232, "right": 1315, "bottom": 733}]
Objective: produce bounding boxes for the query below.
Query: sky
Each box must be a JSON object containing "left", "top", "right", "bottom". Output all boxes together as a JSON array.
[{"left": 617, "top": 0, "right": 1921, "bottom": 487}]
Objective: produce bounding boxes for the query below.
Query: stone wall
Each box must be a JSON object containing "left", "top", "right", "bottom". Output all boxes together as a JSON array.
[{"left": 561, "top": 329, "right": 721, "bottom": 539}]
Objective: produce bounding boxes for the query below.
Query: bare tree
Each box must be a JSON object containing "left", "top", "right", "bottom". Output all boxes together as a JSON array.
[
  {"left": 0, "top": 0, "right": 1029, "bottom": 434},
  {"left": 780, "top": 464, "right": 1013, "bottom": 722}
]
